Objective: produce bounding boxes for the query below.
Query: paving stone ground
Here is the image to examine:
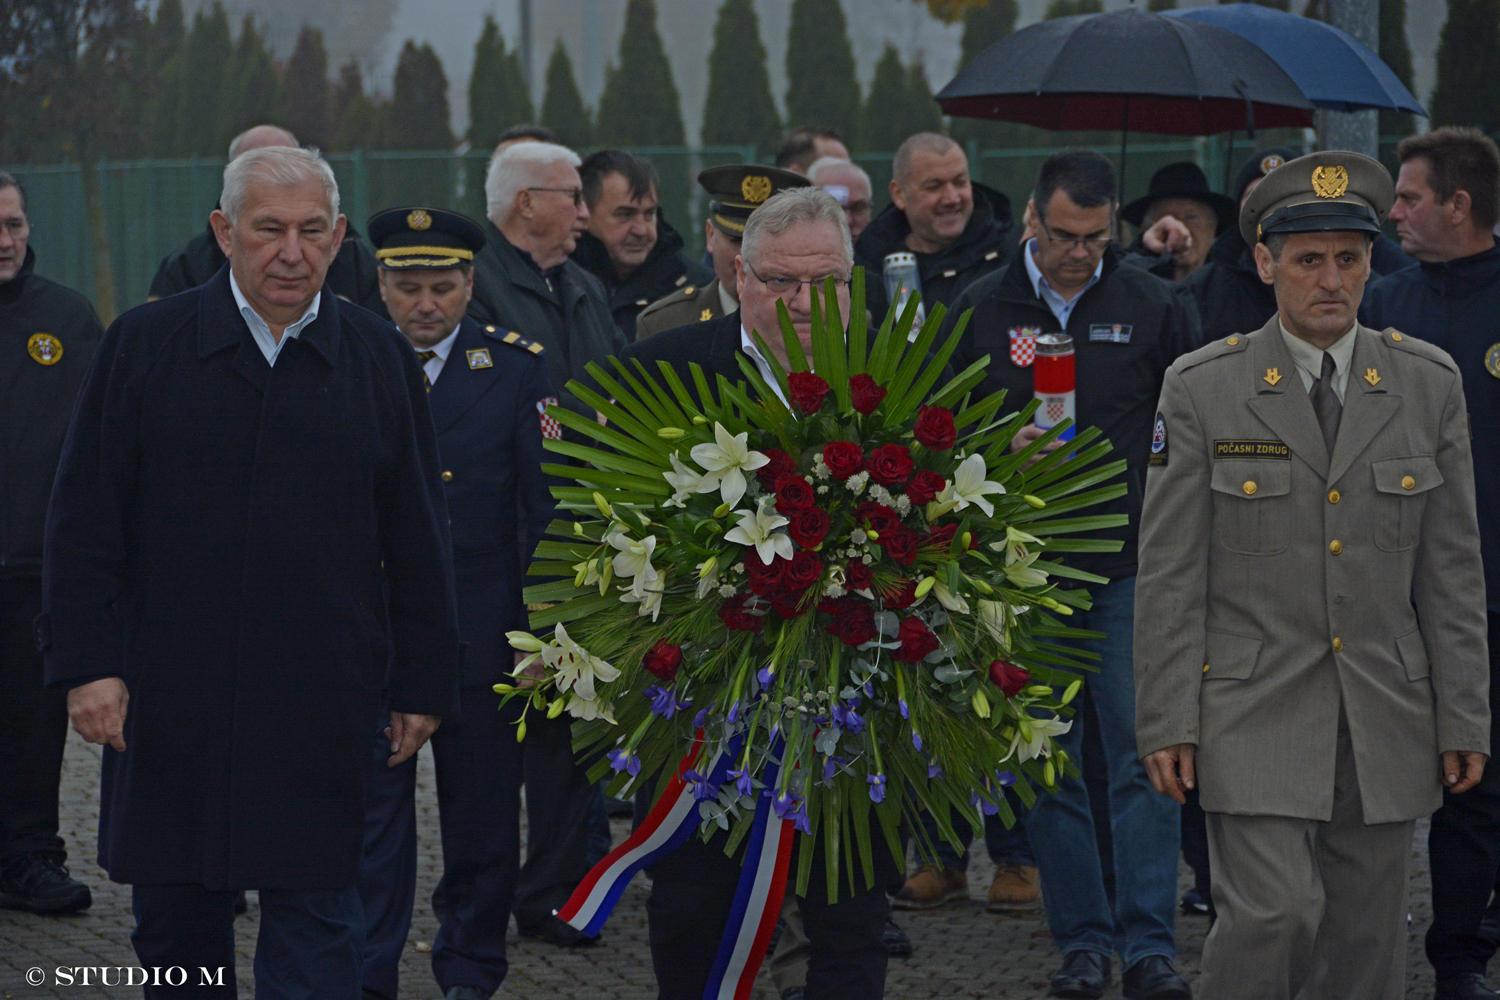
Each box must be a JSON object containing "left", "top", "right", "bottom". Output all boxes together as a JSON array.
[{"left": 1, "top": 734, "right": 1445, "bottom": 999}]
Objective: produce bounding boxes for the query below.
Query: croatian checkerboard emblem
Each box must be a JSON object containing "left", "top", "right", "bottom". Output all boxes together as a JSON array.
[
  {"left": 1150, "top": 412, "right": 1168, "bottom": 466},
  {"left": 1008, "top": 327, "right": 1040, "bottom": 367},
  {"left": 537, "top": 397, "right": 563, "bottom": 440}
]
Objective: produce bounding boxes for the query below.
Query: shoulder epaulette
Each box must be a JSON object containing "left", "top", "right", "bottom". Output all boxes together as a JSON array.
[
  {"left": 1173, "top": 332, "right": 1250, "bottom": 373},
  {"left": 1378, "top": 327, "right": 1459, "bottom": 373},
  {"left": 483, "top": 324, "right": 545, "bottom": 356}
]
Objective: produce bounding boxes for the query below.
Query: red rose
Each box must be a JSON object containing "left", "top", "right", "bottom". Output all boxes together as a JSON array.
[
  {"left": 787, "top": 507, "right": 831, "bottom": 549},
  {"left": 788, "top": 371, "right": 830, "bottom": 414},
  {"left": 770, "top": 585, "right": 808, "bottom": 619},
  {"left": 826, "top": 602, "right": 877, "bottom": 646},
  {"left": 855, "top": 502, "right": 900, "bottom": 537},
  {"left": 755, "top": 449, "right": 798, "bottom": 491},
  {"left": 914, "top": 406, "right": 957, "bottom": 450},
  {"left": 744, "top": 548, "right": 785, "bottom": 598},
  {"left": 990, "top": 660, "right": 1031, "bottom": 698},
  {"left": 773, "top": 473, "right": 815, "bottom": 511},
  {"left": 866, "top": 443, "right": 914, "bottom": 486},
  {"left": 817, "top": 595, "right": 862, "bottom": 616},
  {"left": 643, "top": 641, "right": 682, "bottom": 682},
  {"left": 720, "top": 594, "right": 763, "bottom": 632},
  {"left": 880, "top": 577, "right": 918, "bottom": 610},
  {"left": 881, "top": 526, "right": 920, "bottom": 565},
  {"left": 895, "top": 617, "right": 941, "bottom": 662},
  {"left": 822, "top": 442, "right": 864, "bottom": 480},
  {"left": 924, "top": 524, "right": 958, "bottom": 550},
  {"left": 850, "top": 374, "right": 887, "bottom": 415},
  {"left": 905, "top": 469, "right": 947, "bottom": 506},
  {"left": 845, "top": 560, "right": 872, "bottom": 591},
  {"left": 783, "top": 550, "right": 823, "bottom": 592}
]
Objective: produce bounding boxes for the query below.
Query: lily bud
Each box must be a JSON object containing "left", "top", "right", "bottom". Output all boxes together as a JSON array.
[
  {"left": 507, "top": 631, "right": 545, "bottom": 652},
  {"left": 573, "top": 522, "right": 585, "bottom": 536},
  {"left": 493, "top": 683, "right": 515, "bottom": 694},
  {"left": 692, "top": 414, "right": 709, "bottom": 425},
  {"left": 713, "top": 502, "right": 732, "bottom": 518},
  {"left": 657, "top": 427, "right": 686, "bottom": 440},
  {"left": 1024, "top": 495, "right": 1046, "bottom": 509},
  {"left": 698, "top": 555, "right": 718, "bottom": 578},
  {"left": 969, "top": 576, "right": 994, "bottom": 595},
  {"left": 1062, "top": 679, "right": 1082, "bottom": 705},
  {"left": 1044, "top": 760, "right": 1056, "bottom": 786},
  {"left": 593, "top": 492, "right": 614, "bottom": 519},
  {"left": 960, "top": 531, "right": 973, "bottom": 550},
  {"left": 865, "top": 530, "right": 880, "bottom": 542},
  {"left": 914, "top": 577, "right": 936, "bottom": 598},
  {"left": 1025, "top": 685, "right": 1053, "bottom": 697},
  {"left": 972, "top": 689, "right": 991, "bottom": 719},
  {"left": 547, "top": 699, "right": 565, "bottom": 719},
  {"left": 516, "top": 719, "right": 527, "bottom": 743}
]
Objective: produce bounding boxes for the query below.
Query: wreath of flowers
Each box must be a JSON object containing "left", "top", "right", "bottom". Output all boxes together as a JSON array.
[{"left": 504, "top": 278, "right": 1128, "bottom": 896}]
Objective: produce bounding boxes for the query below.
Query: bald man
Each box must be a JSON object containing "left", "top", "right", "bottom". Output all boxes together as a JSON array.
[{"left": 147, "top": 124, "right": 388, "bottom": 317}]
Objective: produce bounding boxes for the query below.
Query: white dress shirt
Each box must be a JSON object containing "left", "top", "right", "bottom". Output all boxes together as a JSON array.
[
  {"left": 229, "top": 270, "right": 321, "bottom": 367},
  {"left": 417, "top": 325, "right": 463, "bottom": 386},
  {"left": 1023, "top": 238, "right": 1104, "bottom": 328},
  {"left": 718, "top": 281, "right": 739, "bottom": 318},
  {"left": 741, "top": 325, "right": 789, "bottom": 406},
  {"left": 1278, "top": 318, "right": 1356, "bottom": 403}
]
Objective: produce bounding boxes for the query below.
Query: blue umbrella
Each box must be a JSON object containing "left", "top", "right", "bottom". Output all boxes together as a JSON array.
[{"left": 1166, "top": 3, "right": 1424, "bottom": 115}]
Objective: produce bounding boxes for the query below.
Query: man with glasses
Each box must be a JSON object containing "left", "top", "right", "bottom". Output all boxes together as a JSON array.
[
  {"left": 946, "top": 149, "right": 1200, "bottom": 1000},
  {"left": 470, "top": 141, "right": 620, "bottom": 428}
]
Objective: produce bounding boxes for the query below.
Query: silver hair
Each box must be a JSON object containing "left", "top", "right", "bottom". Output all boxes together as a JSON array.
[
  {"left": 807, "top": 155, "right": 871, "bottom": 192},
  {"left": 485, "top": 141, "right": 582, "bottom": 221},
  {"left": 227, "top": 125, "right": 298, "bottom": 160},
  {"left": 893, "top": 132, "right": 960, "bottom": 186},
  {"left": 740, "top": 187, "right": 853, "bottom": 272},
  {"left": 221, "top": 146, "right": 339, "bottom": 225}
]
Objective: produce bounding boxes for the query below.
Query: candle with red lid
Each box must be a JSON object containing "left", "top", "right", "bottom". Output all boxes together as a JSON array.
[{"left": 1032, "top": 333, "right": 1076, "bottom": 442}]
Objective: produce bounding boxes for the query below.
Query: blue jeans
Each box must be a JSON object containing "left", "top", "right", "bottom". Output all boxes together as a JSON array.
[{"left": 1025, "top": 576, "right": 1180, "bottom": 965}]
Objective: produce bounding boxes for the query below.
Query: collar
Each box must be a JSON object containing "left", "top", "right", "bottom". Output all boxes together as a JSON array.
[
  {"left": 422, "top": 323, "right": 462, "bottom": 362},
  {"left": 0, "top": 245, "right": 35, "bottom": 303},
  {"left": 229, "top": 268, "right": 321, "bottom": 336},
  {"left": 1418, "top": 242, "right": 1500, "bottom": 296},
  {"left": 1278, "top": 316, "right": 1357, "bottom": 383},
  {"left": 717, "top": 280, "right": 738, "bottom": 317},
  {"left": 740, "top": 323, "right": 788, "bottom": 406},
  {"left": 1024, "top": 238, "right": 1103, "bottom": 305}
]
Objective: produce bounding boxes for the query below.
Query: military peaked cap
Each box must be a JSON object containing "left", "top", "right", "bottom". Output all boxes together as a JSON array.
[
  {"left": 698, "top": 164, "right": 810, "bottom": 236},
  {"left": 368, "top": 206, "right": 487, "bottom": 270},
  {"left": 1239, "top": 150, "right": 1394, "bottom": 247}
]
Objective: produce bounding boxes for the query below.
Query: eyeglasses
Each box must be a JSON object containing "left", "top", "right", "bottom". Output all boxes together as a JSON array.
[
  {"left": 747, "top": 263, "right": 851, "bottom": 298},
  {"left": 1039, "top": 221, "right": 1113, "bottom": 252},
  {"left": 527, "top": 187, "right": 585, "bottom": 207}
]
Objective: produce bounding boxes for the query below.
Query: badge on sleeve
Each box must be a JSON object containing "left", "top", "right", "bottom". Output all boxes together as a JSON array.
[
  {"left": 537, "top": 396, "right": 563, "bottom": 441},
  {"left": 1486, "top": 342, "right": 1500, "bottom": 379},
  {"left": 1149, "top": 412, "right": 1168, "bottom": 466},
  {"left": 1008, "top": 327, "right": 1040, "bottom": 367},
  {"left": 27, "top": 333, "right": 63, "bottom": 365}
]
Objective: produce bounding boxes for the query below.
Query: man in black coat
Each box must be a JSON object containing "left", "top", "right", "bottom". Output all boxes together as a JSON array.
[
  {"left": 855, "top": 132, "right": 1016, "bottom": 325},
  {"left": 0, "top": 173, "right": 101, "bottom": 917},
  {"left": 572, "top": 149, "right": 711, "bottom": 342},
  {"left": 147, "top": 125, "right": 387, "bottom": 318},
  {"left": 43, "top": 147, "right": 460, "bottom": 999}
]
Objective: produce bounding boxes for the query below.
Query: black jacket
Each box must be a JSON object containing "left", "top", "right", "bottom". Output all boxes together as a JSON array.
[
  {"left": 0, "top": 248, "right": 103, "bottom": 577},
  {"left": 855, "top": 181, "right": 1017, "bottom": 324},
  {"left": 468, "top": 222, "right": 625, "bottom": 424},
  {"left": 148, "top": 216, "right": 388, "bottom": 319},
  {"left": 947, "top": 248, "right": 1202, "bottom": 581},
  {"left": 571, "top": 217, "right": 711, "bottom": 344}
]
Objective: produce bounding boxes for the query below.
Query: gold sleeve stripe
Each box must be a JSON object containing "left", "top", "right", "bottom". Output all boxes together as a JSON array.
[{"left": 376, "top": 246, "right": 475, "bottom": 261}]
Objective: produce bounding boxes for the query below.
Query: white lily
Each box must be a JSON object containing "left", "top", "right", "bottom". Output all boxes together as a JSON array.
[
  {"left": 1006, "top": 713, "right": 1072, "bottom": 763},
  {"left": 566, "top": 693, "right": 617, "bottom": 723},
  {"left": 607, "top": 525, "right": 659, "bottom": 598},
  {"left": 662, "top": 450, "right": 719, "bottom": 508},
  {"left": 724, "top": 497, "right": 794, "bottom": 565},
  {"left": 943, "top": 453, "right": 1006, "bottom": 518},
  {"left": 932, "top": 579, "right": 970, "bottom": 614},
  {"left": 542, "top": 622, "right": 621, "bottom": 702},
  {"left": 690, "top": 423, "right": 769, "bottom": 510},
  {"left": 1003, "top": 549, "right": 1050, "bottom": 588},
  {"left": 976, "top": 599, "right": 1012, "bottom": 649},
  {"left": 621, "top": 584, "right": 664, "bottom": 621},
  {"left": 991, "top": 525, "right": 1043, "bottom": 566}
]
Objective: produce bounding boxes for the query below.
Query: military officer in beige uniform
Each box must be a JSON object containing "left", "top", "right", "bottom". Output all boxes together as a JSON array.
[
  {"left": 635, "top": 165, "right": 807, "bottom": 339},
  {"left": 1134, "top": 151, "right": 1491, "bottom": 999}
]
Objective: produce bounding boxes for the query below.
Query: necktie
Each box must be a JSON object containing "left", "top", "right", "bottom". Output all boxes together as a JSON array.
[
  {"left": 416, "top": 350, "right": 437, "bottom": 392},
  {"left": 1309, "top": 351, "right": 1341, "bottom": 456}
]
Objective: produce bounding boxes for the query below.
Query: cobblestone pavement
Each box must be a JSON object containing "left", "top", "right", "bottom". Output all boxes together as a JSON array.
[{"left": 1, "top": 734, "right": 1445, "bottom": 999}]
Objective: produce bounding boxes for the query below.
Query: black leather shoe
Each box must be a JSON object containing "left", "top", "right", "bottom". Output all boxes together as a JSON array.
[
  {"left": 1049, "top": 950, "right": 1110, "bottom": 999},
  {"left": 1436, "top": 973, "right": 1500, "bottom": 1000},
  {"left": 1123, "top": 954, "right": 1192, "bottom": 1000},
  {"left": 779, "top": 990, "right": 805, "bottom": 1000},
  {"left": 883, "top": 915, "right": 913, "bottom": 957},
  {"left": 520, "top": 915, "right": 601, "bottom": 947},
  {"left": 0, "top": 852, "right": 91, "bottom": 914}
]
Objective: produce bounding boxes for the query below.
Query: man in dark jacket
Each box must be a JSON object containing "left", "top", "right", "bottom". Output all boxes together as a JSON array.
[
  {"left": 147, "top": 124, "right": 387, "bottom": 317},
  {"left": 44, "top": 147, "right": 460, "bottom": 999},
  {"left": 470, "top": 141, "right": 622, "bottom": 425},
  {"left": 947, "top": 150, "right": 1200, "bottom": 999},
  {"left": 855, "top": 132, "right": 1016, "bottom": 324},
  {"left": 0, "top": 173, "right": 101, "bottom": 917},
  {"left": 1361, "top": 126, "right": 1500, "bottom": 1000},
  {"left": 571, "top": 149, "right": 710, "bottom": 342}
]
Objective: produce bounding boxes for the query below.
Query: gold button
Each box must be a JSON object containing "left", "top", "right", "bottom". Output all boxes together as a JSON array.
[
  {"left": 1203, "top": 663, "right": 1210, "bottom": 674},
  {"left": 1243, "top": 481, "right": 1257, "bottom": 495},
  {"left": 1227, "top": 337, "right": 1239, "bottom": 346},
  {"left": 1328, "top": 489, "right": 1340, "bottom": 504},
  {"left": 441, "top": 471, "right": 453, "bottom": 483},
  {"left": 1332, "top": 637, "right": 1343, "bottom": 652},
  {"left": 1329, "top": 540, "right": 1342, "bottom": 555},
  {"left": 1402, "top": 475, "right": 1415, "bottom": 490},
  {"left": 1391, "top": 332, "right": 1403, "bottom": 342},
  {"left": 485, "top": 325, "right": 496, "bottom": 333}
]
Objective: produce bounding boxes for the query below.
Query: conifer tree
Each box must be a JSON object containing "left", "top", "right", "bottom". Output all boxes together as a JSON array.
[
  {"left": 1378, "top": 0, "right": 1415, "bottom": 138},
  {"left": 784, "top": 0, "right": 860, "bottom": 139},
  {"left": 595, "top": 0, "right": 687, "bottom": 218},
  {"left": 700, "top": 0, "right": 781, "bottom": 157},
  {"left": 174, "top": 2, "right": 234, "bottom": 156},
  {"left": 280, "top": 26, "right": 330, "bottom": 151},
  {"left": 386, "top": 40, "right": 455, "bottom": 150},
  {"left": 1045, "top": 0, "right": 1102, "bottom": 18},
  {"left": 468, "top": 15, "right": 535, "bottom": 150},
  {"left": 330, "top": 61, "right": 385, "bottom": 152},
  {"left": 1430, "top": 0, "right": 1500, "bottom": 134},
  {"left": 218, "top": 18, "right": 279, "bottom": 144},
  {"left": 144, "top": 0, "right": 187, "bottom": 156},
  {"left": 540, "top": 40, "right": 593, "bottom": 148},
  {"left": 857, "top": 46, "right": 911, "bottom": 153}
]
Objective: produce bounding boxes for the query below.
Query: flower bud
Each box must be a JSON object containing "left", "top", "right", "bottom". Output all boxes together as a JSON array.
[
  {"left": 507, "top": 631, "right": 545, "bottom": 652},
  {"left": 692, "top": 414, "right": 709, "bottom": 425},
  {"left": 699, "top": 555, "right": 718, "bottom": 578},
  {"left": 971, "top": 689, "right": 991, "bottom": 719},
  {"left": 516, "top": 720, "right": 527, "bottom": 743},
  {"left": 914, "top": 577, "right": 935, "bottom": 598},
  {"left": 1024, "top": 495, "right": 1046, "bottom": 509},
  {"left": 657, "top": 427, "right": 686, "bottom": 440},
  {"left": 547, "top": 699, "right": 565, "bottom": 719},
  {"left": 713, "top": 502, "right": 731, "bottom": 518},
  {"left": 593, "top": 492, "right": 614, "bottom": 519}
]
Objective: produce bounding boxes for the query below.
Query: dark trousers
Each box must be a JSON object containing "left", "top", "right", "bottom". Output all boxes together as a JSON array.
[
  {"left": 647, "top": 831, "right": 893, "bottom": 1000},
  {"left": 131, "top": 882, "right": 361, "bottom": 999},
  {"left": 359, "top": 688, "right": 595, "bottom": 997},
  {"left": 1426, "top": 611, "right": 1500, "bottom": 980},
  {"left": 0, "top": 577, "right": 68, "bottom": 861}
]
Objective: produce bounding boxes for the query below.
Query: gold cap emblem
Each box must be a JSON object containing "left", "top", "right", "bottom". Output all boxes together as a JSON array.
[
  {"left": 1260, "top": 153, "right": 1285, "bottom": 174},
  {"left": 741, "top": 175, "right": 772, "bottom": 204},
  {"left": 27, "top": 332, "right": 62, "bottom": 366},
  {"left": 407, "top": 210, "right": 432, "bottom": 231},
  {"left": 1311, "top": 165, "right": 1349, "bottom": 199}
]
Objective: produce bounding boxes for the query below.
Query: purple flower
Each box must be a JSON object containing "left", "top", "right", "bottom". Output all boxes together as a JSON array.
[
  {"left": 970, "top": 791, "right": 1000, "bottom": 816},
  {"left": 995, "top": 770, "right": 1016, "bottom": 788},
  {"left": 692, "top": 709, "right": 709, "bottom": 729},
  {"left": 645, "top": 686, "right": 690, "bottom": 719},
  {"left": 757, "top": 665, "right": 775, "bottom": 686},
  {"left": 607, "top": 748, "right": 641, "bottom": 777},
  {"left": 683, "top": 769, "right": 718, "bottom": 801},
  {"left": 727, "top": 766, "right": 754, "bottom": 797},
  {"left": 773, "top": 791, "right": 812, "bottom": 834},
  {"left": 928, "top": 761, "right": 945, "bottom": 780},
  {"left": 831, "top": 701, "right": 865, "bottom": 736},
  {"left": 911, "top": 730, "right": 923, "bottom": 751},
  {"left": 863, "top": 681, "right": 874, "bottom": 698},
  {"left": 898, "top": 698, "right": 909, "bottom": 720},
  {"left": 822, "top": 755, "right": 848, "bottom": 781},
  {"left": 867, "top": 773, "right": 887, "bottom": 803},
  {"left": 727, "top": 701, "right": 741, "bottom": 723}
]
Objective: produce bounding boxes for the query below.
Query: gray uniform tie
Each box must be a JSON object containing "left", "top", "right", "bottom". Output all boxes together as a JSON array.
[{"left": 1310, "top": 351, "right": 1342, "bottom": 456}]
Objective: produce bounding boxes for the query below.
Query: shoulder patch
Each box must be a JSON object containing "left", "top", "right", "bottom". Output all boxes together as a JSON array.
[
  {"left": 1381, "top": 327, "right": 1459, "bottom": 373},
  {"left": 1149, "top": 412, "right": 1168, "bottom": 466},
  {"left": 1173, "top": 332, "right": 1250, "bottom": 373},
  {"left": 498, "top": 330, "right": 546, "bottom": 356},
  {"left": 675, "top": 274, "right": 688, "bottom": 287}
]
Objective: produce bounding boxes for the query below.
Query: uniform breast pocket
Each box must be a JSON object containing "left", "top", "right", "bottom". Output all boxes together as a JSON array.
[
  {"left": 1371, "top": 456, "right": 1442, "bottom": 552},
  {"left": 1210, "top": 461, "right": 1291, "bottom": 556}
]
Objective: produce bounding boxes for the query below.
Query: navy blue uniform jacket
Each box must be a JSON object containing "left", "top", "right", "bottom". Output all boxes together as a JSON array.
[
  {"left": 430, "top": 317, "right": 558, "bottom": 686},
  {"left": 39, "top": 266, "right": 461, "bottom": 889}
]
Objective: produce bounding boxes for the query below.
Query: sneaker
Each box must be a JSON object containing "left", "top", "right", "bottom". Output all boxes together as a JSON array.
[
  {"left": 891, "top": 864, "right": 968, "bottom": 910},
  {"left": 987, "top": 864, "right": 1041, "bottom": 911},
  {"left": 0, "top": 852, "right": 92, "bottom": 914},
  {"left": 1180, "top": 887, "right": 1210, "bottom": 915}
]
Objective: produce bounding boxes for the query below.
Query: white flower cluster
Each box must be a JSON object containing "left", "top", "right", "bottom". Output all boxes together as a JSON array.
[
  {"left": 812, "top": 453, "right": 831, "bottom": 480},
  {"left": 508, "top": 623, "right": 620, "bottom": 722},
  {"left": 844, "top": 471, "right": 869, "bottom": 495}
]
